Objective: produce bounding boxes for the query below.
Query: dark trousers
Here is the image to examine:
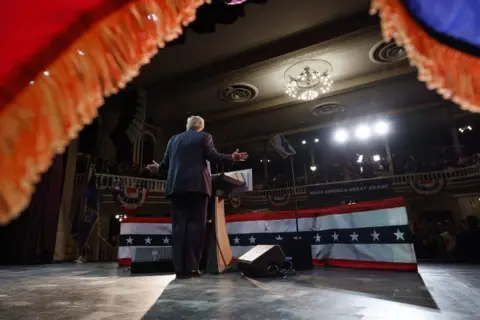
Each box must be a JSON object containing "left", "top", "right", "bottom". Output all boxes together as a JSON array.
[{"left": 169, "top": 193, "right": 209, "bottom": 274}]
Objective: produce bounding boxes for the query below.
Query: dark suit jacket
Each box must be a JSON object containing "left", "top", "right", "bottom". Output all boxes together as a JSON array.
[{"left": 160, "top": 130, "right": 232, "bottom": 197}]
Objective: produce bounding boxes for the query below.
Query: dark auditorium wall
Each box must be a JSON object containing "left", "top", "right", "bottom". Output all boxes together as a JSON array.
[{"left": 0, "top": 153, "right": 65, "bottom": 264}]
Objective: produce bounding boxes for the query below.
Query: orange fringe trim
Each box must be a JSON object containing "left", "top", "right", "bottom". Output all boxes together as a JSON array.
[
  {"left": 371, "top": 0, "right": 480, "bottom": 112},
  {"left": 0, "top": 0, "right": 210, "bottom": 225}
]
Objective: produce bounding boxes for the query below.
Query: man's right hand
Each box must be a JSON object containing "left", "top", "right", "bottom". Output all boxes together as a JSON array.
[
  {"left": 232, "top": 149, "right": 248, "bottom": 162},
  {"left": 146, "top": 160, "right": 160, "bottom": 173}
]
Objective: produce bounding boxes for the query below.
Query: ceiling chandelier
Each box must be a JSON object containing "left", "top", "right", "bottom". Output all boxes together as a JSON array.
[{"left": 284, "top": 60, "right": 334, "bottom": 101}]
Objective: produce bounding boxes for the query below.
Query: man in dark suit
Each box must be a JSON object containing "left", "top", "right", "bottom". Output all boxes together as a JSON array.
[{"left": 147, "top": 116, "right": 248, "bottom": 278}]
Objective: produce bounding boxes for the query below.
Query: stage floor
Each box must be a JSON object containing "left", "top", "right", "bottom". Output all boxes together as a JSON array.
[{"left": 0, "top": 263, "right": 479, "bottom": 319}]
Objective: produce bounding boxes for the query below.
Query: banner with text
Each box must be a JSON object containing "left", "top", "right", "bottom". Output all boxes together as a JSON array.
[{"left": 306, "top": 178, "right": 393, "bottom": 207}]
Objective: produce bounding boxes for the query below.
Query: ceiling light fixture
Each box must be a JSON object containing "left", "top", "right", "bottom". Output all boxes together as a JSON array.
[
  {"left": 374, "top": 120, "right": 389, "bottom": 135},
  {"left": 333, "top": 129, "right": 348, "bottom": 143},
  {"left": 355, "top": 125, "right": 371, "bottom": 140},
  {"left": 285, "top": 60, "right": 334, "bottom": 101}
]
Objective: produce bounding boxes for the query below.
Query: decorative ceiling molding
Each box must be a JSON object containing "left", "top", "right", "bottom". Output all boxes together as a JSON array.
[
  {"left": 218, "top": 83, "right": 259, "bottom": 103},
  {"left": 154, "top": 65, "right": 415, "bottom": 128},
  {"left": 206, "top": 65, "right": 415, "bottom": 122},
  {"left": 146, "top": 15, "right": 378, "bottom": 91},
  {"left": 369, "top": 40, "right": 407, "bottom": 64},
  {"left": 311, "top": 102, "right": 344, "bottom": 117}
]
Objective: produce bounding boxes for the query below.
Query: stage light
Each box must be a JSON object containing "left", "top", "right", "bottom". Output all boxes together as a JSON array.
[
  {"left": 268, "top": 159, "right": 271, "bottom": 163},
  {"left": 333, "top": 129, "right": 348, "bottom": 143},
  {"left": 374, "top": 121, "right": 389, "bottom": 135},
  {"left": 119, "top": 218, "right": 122, "bottom": 222},
  {"left": 302, "top": 140, "right": 307, "bottom": 145},
  {"left": 356, "top": 154, "right": 363, "bottom": 163},
  {"left": 115, "top": 215, "right": 119, "bottom": 219},
  {"left": 260, "top": 159, "right": 263, "bottom": 162},
  {"left": 373, "top": 154, "right": 381, "bottom": 162},
  {"left": 355, "top": 125, "right": 371, "bottom": 140},
  {"left": 310, "top": 166, "right": 317, "bottom": 171},
  {"left": 314, "top": 138, "right": 319, "bottom": 143}
]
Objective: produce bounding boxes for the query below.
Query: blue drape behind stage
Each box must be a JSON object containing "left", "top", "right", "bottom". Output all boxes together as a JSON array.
[{"left": 404, "top": 0, "right": 480, "bottom": 48}]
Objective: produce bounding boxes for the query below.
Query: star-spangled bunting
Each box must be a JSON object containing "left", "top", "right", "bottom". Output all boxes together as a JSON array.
[
  {"left": 371, "top": 230, "right": 380, "bottom": 241},
  {"left": 119, "top": 225, "right": 410, "bottom": 247},
  {"left": 332, "top": 232, "right": 339, "bottom": 242}
]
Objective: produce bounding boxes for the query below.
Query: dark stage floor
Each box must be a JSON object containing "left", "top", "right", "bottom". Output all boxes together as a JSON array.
[{"left": 0, "top": 263, "right": 479, "bottom": 319}]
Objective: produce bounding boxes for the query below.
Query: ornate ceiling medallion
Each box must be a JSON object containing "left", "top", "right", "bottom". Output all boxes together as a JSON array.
[
  {"left": 312, "top": 102, "right": 344, "bottom": 117},
  {"left": 369, "top": 40, "right": 407, "bottom": 64},
  {"left": 284, "top": 60, "right": 334, "bottom": 101},
  {"left": 219, "top": 83, "right": 258, "bottom": 103}
]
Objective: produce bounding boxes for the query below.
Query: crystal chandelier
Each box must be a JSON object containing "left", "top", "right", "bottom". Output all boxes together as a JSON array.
[{"left": 284, "top": 60, "right": 334, "bottom": 101}]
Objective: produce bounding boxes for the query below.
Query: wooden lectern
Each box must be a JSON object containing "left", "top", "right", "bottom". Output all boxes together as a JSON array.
[{"left": 205, "top": 171, "right": 252, "bottom": 274}]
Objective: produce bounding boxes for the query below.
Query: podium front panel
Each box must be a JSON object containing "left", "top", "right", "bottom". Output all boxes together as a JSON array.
[{"left": 206, "top": 197, "right": 233, "bottom": 274}]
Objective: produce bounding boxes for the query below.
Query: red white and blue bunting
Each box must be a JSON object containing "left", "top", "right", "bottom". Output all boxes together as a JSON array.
[
  {"left": 267, "top": 191, "right": 292, "bottom": 207},
  {"left": 229, "top": 194, "right": 242, "bottom": 209},
  {"left": 110, "top": 185, "right": 148, "bottom": 213},
  {"left": 119, "top": 197, "right": 417, "bottom": 270},
  {"left": 409, "top": 178, "right": 445, "bottom": 196}
]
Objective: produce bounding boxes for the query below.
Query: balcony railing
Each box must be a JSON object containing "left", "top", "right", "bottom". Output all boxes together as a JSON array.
[
  {"left": 247, "top": 165, "right": 480, "bottom": 197},
  {"left": 75, "top": 165, "right": 479, "bottom": 195},
  {"left": 75, "top": 173, "right": 166, "bottom": 192}
]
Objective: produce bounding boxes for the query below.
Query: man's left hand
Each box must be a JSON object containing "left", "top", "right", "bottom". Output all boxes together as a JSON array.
[
  {"left": 146, "top": 160, "right": 160, "bottom": 173},
  {"left": 232, "top": 149, "right": 248, "bottom": 162}
]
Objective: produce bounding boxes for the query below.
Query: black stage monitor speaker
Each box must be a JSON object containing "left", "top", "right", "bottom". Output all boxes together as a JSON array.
[
  {"left": 281, "top": 239, "right": 313, "bottom": 271},
  {"left": 238, "top": 245, "right": 285, "bottom": 278}
]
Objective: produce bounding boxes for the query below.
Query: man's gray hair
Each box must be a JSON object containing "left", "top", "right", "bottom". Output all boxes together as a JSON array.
[{"left": 186, "top": 115, "right": 205, "bottom": 130}]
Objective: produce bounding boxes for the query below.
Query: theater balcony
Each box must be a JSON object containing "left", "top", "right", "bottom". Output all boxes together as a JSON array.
[{"left": 88, "top": 164, "right": 480, "bottom": 223}]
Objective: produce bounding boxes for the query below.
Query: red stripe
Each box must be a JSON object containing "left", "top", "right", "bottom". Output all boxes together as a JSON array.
[
  {"left": 118, "top": 257, "right": 416, "bottom": 271},
  {"left": 313, "top": 259, "right": 417, "bottom": 271},
  {"left": 121, "top": 197, "right": 405, "bottom": 224},
  {"left": 122, "top": 217, "right": 172, "bottom": 223},
  {"left": 118, "top": 258, "right": 132, "bottom": 267},
  {"left": 226, "top": 197, "right": 405, "bottom": 222}
]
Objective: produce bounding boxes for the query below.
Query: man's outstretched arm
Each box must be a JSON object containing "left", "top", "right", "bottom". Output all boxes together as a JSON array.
[
  {"left": 203, "top": 133, "right": 248, "bottom": 163},
  {"left": 146, "top": 139, "right": 172, "bottom": 173}
]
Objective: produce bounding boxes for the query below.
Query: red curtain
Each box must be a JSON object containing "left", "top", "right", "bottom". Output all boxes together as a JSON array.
[{"left": 0, "top": 0, "right": 207, "bottom": 225}]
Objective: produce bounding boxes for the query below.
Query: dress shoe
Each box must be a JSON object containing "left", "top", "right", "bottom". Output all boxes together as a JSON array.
[{"left": 187, "top": 270, "right": 203, "bottom": 278}]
